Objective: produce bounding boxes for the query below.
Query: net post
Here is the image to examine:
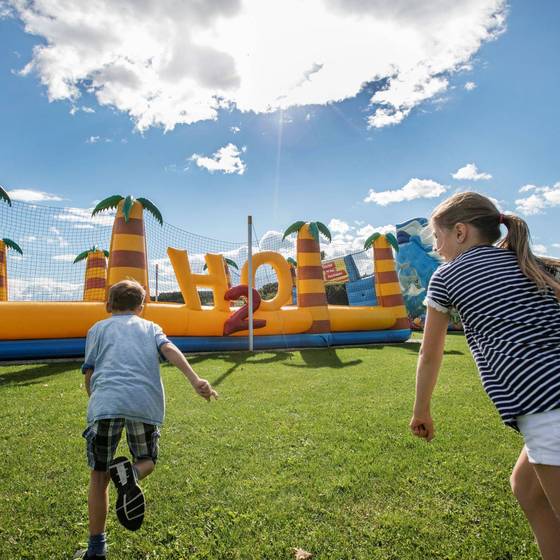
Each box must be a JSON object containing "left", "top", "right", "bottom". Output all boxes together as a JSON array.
[
  {"left": 248, "top": 215, "right": 254, "bottom": 352},
  {"left": 155, "top": 263, "right": 159, "bottom": 302}
]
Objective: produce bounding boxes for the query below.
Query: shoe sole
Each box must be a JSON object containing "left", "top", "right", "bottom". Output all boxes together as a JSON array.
[{"left": 109, "top": 456, "right": 145, "bottom": 531}]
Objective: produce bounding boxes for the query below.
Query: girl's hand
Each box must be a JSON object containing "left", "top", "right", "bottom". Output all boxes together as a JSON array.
[
  {"left": 193, "top": 378, "right": 218, "bottom": 401},
  {"left": 410, "top": 414, "right": 435, "bottom": 442}
]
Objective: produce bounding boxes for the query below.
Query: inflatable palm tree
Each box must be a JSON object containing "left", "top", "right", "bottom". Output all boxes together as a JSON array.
[
  {"left": 0, "top": 187, "right": 15, "bottom": 300},
  {"left": 92, "top": 195, "right": 162, "bottom": 299},
  {"left": 283, "top": 221, "right": 331, "bottom": 333},
  {"left": 364, "top": 232, "right": 408, "bottom": 329},
  {"left": 0, "top": 185, "right": 11, "bottom": 206},
  {"left": 74, "top": 246, "right": 110, "bottom": 301},
  {"left": 0, "top": 238, "right": 22, "bottom": 301},
  {"left": 287, "top": 257, "right": 297, "bottom": 288},
  {"left": 204, "top": 257, "right": 239, "bottom": 289}
]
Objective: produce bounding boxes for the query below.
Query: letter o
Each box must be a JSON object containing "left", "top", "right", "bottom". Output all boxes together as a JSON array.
[{"left": 240, "top": 252, "right": 292, "bottom": 311}]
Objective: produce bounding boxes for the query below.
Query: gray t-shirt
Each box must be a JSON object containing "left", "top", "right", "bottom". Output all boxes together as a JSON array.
[{"left": 82, "top": 314, "right": 170, "bottom": 425}]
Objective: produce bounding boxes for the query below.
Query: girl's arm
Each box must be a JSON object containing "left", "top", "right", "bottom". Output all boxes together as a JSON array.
[{"left": 410, "top": 305, "right": 449, "bottom": 442}]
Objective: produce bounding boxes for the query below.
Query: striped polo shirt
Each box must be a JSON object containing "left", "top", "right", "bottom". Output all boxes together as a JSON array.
[{"left": 426, "top": 245, "right": 560, "bottom": 430}]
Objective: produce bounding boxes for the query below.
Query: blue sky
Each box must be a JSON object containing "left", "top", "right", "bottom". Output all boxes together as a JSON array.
[{"left": 0, "top": 0, "right": 559, "bottom": 258}]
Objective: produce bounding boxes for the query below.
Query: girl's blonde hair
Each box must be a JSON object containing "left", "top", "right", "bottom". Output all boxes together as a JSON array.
[{"left": 431, "top": 191, "right": 560, "bottom": 293}]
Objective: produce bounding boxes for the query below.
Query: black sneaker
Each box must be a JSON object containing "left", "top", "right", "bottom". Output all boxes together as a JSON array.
[
  {"left": 108, "top": 456, "right": 145, "bottom": 531},
  {"left": 73, "top": 549, "right": 106, "bottom": 560}
]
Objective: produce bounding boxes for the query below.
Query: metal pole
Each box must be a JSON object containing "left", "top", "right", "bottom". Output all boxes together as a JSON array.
[
  {"left": 248, "top": 215, "right": 254, "bottom": 352},
  {"left": 155, "top": 264, "right": 159, "bottom": 302}
]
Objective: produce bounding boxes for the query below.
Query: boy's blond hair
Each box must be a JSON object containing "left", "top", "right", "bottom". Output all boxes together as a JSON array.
[{"left": 107, "top": 279, "right": 146, "bottom": 311}]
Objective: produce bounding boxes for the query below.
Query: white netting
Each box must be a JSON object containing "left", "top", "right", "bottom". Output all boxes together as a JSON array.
[{"left": 0, "top": 200, "right": 372, "bottom": 301}]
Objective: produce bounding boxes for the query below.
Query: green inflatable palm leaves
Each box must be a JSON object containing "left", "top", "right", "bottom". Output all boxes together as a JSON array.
[
  {"left": 287, "top": 257, "right": 297, "bottom": 267},
  {"left": 0, "top": 185, "right": 11, "bottom": 206},
  {"left": 282, "top": 221, "right": 331, "bottom": 243},
  {"left": 364, "top": 232, "right": 399, "bottom": 253},
  {"left": 203, "top": 257, "right": 239, "bottom": 271},
  {"left": 73, "top": 246, "right": 109, "bottom": 264},
  {"left": 282, "top": 221, "right": 305, "bottom": 241},
  {"left": 92, "top": 195, "right": 124, "bottom": 216},
  {"left": 137, "top": 197, "right": 163, "bottom": 226},
  {"left": 2, "top": 238, "right": 23, "bottom": 255},
  {"left": 92, "top": 195, "right": 163, "bottom": 225}
]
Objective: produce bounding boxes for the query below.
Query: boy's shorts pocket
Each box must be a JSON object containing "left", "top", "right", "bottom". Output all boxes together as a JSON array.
[{"left": 125, "top": 422, "right": 160, "bottom": 464}]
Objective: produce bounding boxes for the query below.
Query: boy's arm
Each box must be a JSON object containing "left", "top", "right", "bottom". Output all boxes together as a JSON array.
[
  {"left": 410, "top": 305, "right": 449, "bottom": 442},
  {"left": 160, "top": 342, "right": 218, "bottom": 401},
  {"left": 83, "top": 369, "right": 93, "bottom": 396},
  {"left": 81, "top": 327, "right": 98, "bottom": 396}
]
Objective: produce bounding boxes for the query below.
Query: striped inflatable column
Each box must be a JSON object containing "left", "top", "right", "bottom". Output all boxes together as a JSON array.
[
  {"left": 373, "top": 236, "right": 409, "bottom": 329},
  {"left": 107, "top": 201, "right": 150, "bottom": 300},
  {"left": 296, "top": 224, "right": 331, "bottom": 333},
  {"left": 0, "top": 240, "right": 7, "bottom": 301},
  {"left": 84, "top": 250, "right": 108, "bottom": 301}
]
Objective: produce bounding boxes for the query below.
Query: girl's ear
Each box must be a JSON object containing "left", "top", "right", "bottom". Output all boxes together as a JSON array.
[{"left": 455, "top": 223, "right": 468, "bottom": 243}]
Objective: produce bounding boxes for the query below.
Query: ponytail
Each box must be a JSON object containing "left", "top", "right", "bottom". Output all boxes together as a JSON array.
[{"left": 497, "top": 214, "right": 560, "bottom": 294}]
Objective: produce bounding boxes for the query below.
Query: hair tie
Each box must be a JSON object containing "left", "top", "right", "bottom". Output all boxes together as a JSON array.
[{"left": 499, "top": 213, "right": 505, "bottom": 225}]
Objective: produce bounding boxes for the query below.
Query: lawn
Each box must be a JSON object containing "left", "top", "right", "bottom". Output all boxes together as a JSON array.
[{"left": 0, "top": 334, "right": 538, "bottom": 559}]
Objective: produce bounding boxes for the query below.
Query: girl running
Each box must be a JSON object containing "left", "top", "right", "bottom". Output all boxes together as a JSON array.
[{"left": 410, "top": 191, "right": 560, "bottom": 559}]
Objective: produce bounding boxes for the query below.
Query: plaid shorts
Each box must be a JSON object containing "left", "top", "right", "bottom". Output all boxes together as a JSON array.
[{"left": 82, "top": 419, "right": 161, "bottom": 471}]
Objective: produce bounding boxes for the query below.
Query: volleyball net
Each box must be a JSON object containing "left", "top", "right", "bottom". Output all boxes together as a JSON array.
[{"left": 0, "top": 200, "right": 374, "bottom": 302}]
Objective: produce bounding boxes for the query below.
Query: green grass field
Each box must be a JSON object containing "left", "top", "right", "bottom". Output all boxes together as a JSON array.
[{"left": 0, "top": 334, "right": 538, "bottom": 559}]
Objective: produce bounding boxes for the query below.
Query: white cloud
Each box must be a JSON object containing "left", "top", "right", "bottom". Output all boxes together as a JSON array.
[
  {"left": 515, "top": 182, "right": 560, "bottom": 216},
  {"left": 464, "top": 81, "right": 477, "bottom": 90},
  {"left": 9, "top": 277, "right": 81, "bottom": 301},
  {"left": 364, "top": 178, "right": 447, "bottom": 206},
  {"left": 328, "top": 218, "right": 350, "bottom": 234},
  {"left": 7, "top": 188, "right": 63, "bottom": 202},
  {"left": 532, "top": 244, "right": 548, "bottom": 256},
  {"left": 0, "top": 1, "right": 13, "bottom": 18},
  {"left": 70, "top": 105, "right": 95, "bottom": 115},
  {"left": 191, "top": 143, "right": 246, "bottom": 175},
  {"left": 11, "top": 0, "right": 506, "bottom": 131},
  {"left": 230, "top": 126, "right": 240, "bottom": 134},
  {"left": 52, "top": 254, "right": 76, "bottom": 262},
  {"left": 46, "top": 226, "right": 68, "bottom": 247},
  {"left": 86, "top": 135, "right": 112, "bottom": 143},
  {"left": 452, "top": 163, "right": 492, "bottom": 181},
  {"left": 55, "top": 207, "right": 115, "bottom": 227}
]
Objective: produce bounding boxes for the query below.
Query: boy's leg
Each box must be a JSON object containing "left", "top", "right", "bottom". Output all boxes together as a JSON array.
[
  {"left": 510, "top": 447, "right": 560, "bottom": 559},
  {"left": 88, "top": 470, "right": 111, "bottom": 535},
  {"left": 133, "top": 458, "right": 155, "bottom": 481},
  {"left": 125, "top": 421, "right": 160, "bottom": 479},
  {"left": 80, "top": 419, "right": 124, "bottom": 559}
]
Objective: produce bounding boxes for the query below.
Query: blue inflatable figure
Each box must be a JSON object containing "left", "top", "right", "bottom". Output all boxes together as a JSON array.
[{"left": 395, "top": 218, "right": 461, "bottom": 330}]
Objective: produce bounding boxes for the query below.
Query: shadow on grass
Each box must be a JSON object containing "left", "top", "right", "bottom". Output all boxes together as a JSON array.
[
  {"left": 173, "top": 351, "right": 294, "bottom": 387},
  {"left": 356, "top": 342, "right": 464, "bottom": 356},
  {"left": 0, "top": 362, "right": 80, "bottom": 387},
  {"left": 286, "top": 348, "right": 362, "bottom": 369}
]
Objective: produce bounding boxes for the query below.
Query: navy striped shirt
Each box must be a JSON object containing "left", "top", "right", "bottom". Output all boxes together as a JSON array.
[{"left": 426, "top": 245, "right": 560, "bottom": 430}]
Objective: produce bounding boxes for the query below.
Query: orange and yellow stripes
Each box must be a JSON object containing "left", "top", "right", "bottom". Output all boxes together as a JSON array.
[
  {"left": 107, "top": 201, "right": 150, "bottom": 300},
  {"left": 0, "top": 241, "right": 7, "bottom": 301},
  {"left": 373, "top": 236, "right": 409, "bottom": 330},
  {"left": 84, "top": 250, "right": 107, "bottom": 301},
  {"left": 296, "top": 224, "right": 330, "bottom": 333}
]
